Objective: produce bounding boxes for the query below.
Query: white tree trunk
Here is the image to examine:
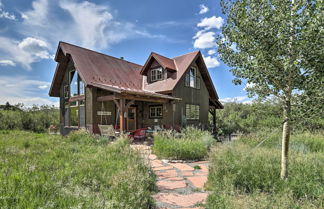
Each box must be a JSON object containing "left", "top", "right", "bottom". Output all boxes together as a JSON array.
[{"left": 280, "top": 99, "right": 291, "bottom": 179}]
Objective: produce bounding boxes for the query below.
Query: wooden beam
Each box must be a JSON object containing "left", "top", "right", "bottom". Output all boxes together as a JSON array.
[
  {"left": 121, "top": 94, "right": 169, "bottom": 103},
  {"left": 125, "top": 100, "right": 135, "bottom": 109},
  {"left": 113, "top": 99, "right": 120, "bottom": 110},
  {"left": 97, "top": 94, "right": 120, "bottom": 102}
]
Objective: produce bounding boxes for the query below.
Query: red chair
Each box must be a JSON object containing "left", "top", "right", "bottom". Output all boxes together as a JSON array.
[{"left": 129, "top": 128, "right": 147, "bottom": 140}]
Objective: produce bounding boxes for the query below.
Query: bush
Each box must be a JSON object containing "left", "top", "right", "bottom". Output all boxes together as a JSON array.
[
  {"left": 0, "top": 105, "right": 59, "bottom": 133},
  {"left": 152, "top": 127, "right": 215, "bottom": 160},
  {"left": 0, "top": 131, "right": 155, "bottom": 209},
  {"left": 206, "top": 142, "right": 324, "bottom": 208}
]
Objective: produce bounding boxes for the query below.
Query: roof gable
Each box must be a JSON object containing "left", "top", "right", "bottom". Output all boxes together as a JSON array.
[
  {"left": 49, "top": 42, "right": 143, "bottom": 97},
  {"left": 141, "top": 52, "right": 176, "bottom": 75},
  {"left": 143, "top": 51, "right": 220, "bottom": 102}
]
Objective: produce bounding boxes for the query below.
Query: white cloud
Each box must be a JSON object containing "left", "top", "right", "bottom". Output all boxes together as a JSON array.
[
  {"left": 0, "top": 76, "right": 58, "bottom": 107},
  {"left": 203, "top": 55, "right": 220, "bottom": 68},
  {"left": 18, "top": 37, "right": 50, "bottom": 59},
  {"left": 199, "top": 4, "right": 209, "bottom": 14},
  {"left": 0, "top": 60, "right": 16, "bottom": 66},
  {"left": 207, "top": 49, "right": 216, "bottom": 55},
  {"left": 38, "top": 85, "right": 48, "bottom": 89},
  {"left": 19, "top": 0, "right": 162, "bottom": 51},
  {"left": 193, "top": 31, "right": 216, "bottom": 49},
  {"left": 0, "top": 36, "right": 51, "bottom": 70},
  {"left": 0, "top": 1, "right": 16, "bottom": 20},
  {"left": 197, "top": 16, "right": 224, "bottom": 30},
  {"left": 220, "top": 96, "right": 250, "bottom": 103}
]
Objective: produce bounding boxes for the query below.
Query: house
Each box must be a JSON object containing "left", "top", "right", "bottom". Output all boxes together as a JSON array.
[{"left": 49, "top": 42, "right": 223, "bottom": 135}]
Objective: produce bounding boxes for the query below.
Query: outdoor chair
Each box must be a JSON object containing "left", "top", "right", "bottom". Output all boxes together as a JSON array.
[
  {"left": 129, "top": 128, "right": 147, "bottom": 140},
  {"left": 98, "top": 125, "right": 119, "bottom": 139}
]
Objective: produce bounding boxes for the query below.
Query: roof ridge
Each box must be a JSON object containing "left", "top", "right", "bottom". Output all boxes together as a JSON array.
[
  {"left": 151, "top": 52, "right": 174, "bottom": 61},
  {"left": 59, "top": 41, "right": 143, "bottom": 67},
  {"left": 172, "top": 50, "right": 200, "bottom": 59}
]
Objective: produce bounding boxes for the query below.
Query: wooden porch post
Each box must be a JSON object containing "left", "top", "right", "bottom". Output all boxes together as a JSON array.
[
  {"left": 119, "top": 98, "right": 125, "bottom": 134},
  {"left": 213, "top": 108, "right": 217, "bottom": 135}
]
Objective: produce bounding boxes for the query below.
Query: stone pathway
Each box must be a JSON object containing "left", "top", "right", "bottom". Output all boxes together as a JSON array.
[{"left": 131, "top": 145, "right": 209, "bottom": 209}]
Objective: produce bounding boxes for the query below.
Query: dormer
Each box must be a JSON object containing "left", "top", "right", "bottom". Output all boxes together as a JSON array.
[{"left": 141, "top": 52, "right": 177, "bottom": 84}]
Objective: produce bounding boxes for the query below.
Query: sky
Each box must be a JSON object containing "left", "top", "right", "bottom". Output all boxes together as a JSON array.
[{"left": 0, "top": 0, "right": 251, "bottom": 107}]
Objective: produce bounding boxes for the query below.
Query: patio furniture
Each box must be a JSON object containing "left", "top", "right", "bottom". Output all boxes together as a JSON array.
[
  {"left": 98, "top": 125, "right": 119, "bottom": 139},
  {"left": 129, "top": 128, "right": 147, "bottom": 140}
]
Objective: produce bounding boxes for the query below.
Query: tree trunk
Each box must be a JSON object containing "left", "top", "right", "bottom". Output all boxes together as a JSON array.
[{"left": 280, "top": 98, "right": 291, "bottom": 179}]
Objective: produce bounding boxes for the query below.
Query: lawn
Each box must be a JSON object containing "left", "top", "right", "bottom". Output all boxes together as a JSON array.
[
  {"left": 206, "top": 131, "right": 324, "bottom": 209},
  {"left": 0, "top": 130, "right": 156, "bottom": 209}
]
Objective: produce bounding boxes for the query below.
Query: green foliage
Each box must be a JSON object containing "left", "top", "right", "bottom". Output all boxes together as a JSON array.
[
  {"left": 214, "top": 101, "right": 324, "bottom": 136},
  {"left": 206, "top": 133, "right": 324, "bottom": 208},
  {"left": 0, "top": 131, "right": 155, "bottom": 209},
  {"left": 0, "top": 105, "right": 59, "bottom": 132},
  {"left": 152, "top": 127, "right": 215, "bottom": 160}
]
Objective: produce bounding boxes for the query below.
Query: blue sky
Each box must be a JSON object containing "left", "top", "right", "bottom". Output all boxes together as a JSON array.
[{"left": 0, "top": 0, "right": 250, "bottom": 107}]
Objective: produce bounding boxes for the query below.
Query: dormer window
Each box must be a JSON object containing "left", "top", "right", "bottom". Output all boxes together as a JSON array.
[{"left": 151, "top": 67, "right": 163, "bottom": 82}]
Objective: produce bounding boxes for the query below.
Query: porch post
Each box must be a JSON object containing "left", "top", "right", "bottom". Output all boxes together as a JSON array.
[
  {"left": 212, "top": 108, "right": 217, "bottom": 135},
  {"left": 119, "top": 98, "right": 125, "bottom": 134}
]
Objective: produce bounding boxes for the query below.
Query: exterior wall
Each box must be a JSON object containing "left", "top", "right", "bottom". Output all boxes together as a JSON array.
[
  {"left": 59, "top": 60, "right": 75, "bottom": 135},
  {"left": 140, "top": 102, "right": 175, "bottom": 128},
  {"left": 172, "top": 61, "right": 210, "bottom": 129}
]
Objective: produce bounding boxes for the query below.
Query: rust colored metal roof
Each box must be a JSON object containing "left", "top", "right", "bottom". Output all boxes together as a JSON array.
[
  {"left": 49, "top": 42, "right": 222, "bottom": 108},
  {"left": 141, "top": 52, "right": 176, "bottom": 75},
  {"left": 90, "top": 82, "right": 180, "bottom": 100},
  {"left": 49, "top": 42, "right": 143, "bottom": 97},
  {"left": 143, "top": 51, "right": 199, "bottom": 92}
]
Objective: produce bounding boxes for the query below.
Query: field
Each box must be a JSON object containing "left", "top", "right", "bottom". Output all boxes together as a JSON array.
[
  {"left": 0, "top": 130, "right": 155, "bottom": 209},
  {"left": 206, "top": 131, "right": 324, "bottom": 209}
]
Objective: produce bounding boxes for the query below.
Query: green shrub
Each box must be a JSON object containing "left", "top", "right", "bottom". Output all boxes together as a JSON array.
[
  {"left": 206, "top": 142, "right": 324, "bottom": 208},
  {"left": 152, "top": 127, "right": 215, "bottom": 160},
  {"left": 0, "top": 131, "right": 155, "bottom": 209}
]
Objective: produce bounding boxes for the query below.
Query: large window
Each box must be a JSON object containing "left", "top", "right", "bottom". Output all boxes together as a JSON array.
[
  {"left": 64, "top": 100, "right": 85, "bottom": 127},
  {"left": 185, "top": 67, "right": 200, "bottom": 89},
  {"left": 186, "top": 104, "right": 200, "bottom": 120},
  {"left": 149, "top": 105, "right": 163, "bottom": 118},
  {"left": 69, "top": 70, "right": 85, "bottom": 97},
  {"left": 151, "top": 67, "right": 163, "bottom": 82}
]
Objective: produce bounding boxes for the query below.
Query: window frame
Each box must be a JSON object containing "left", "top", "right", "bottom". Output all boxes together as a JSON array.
[
  {"left": 149, "top": 105, "right": 163, "bottom": 119},
  {"left": 185, "top": 104, "right": 200, "bottom": 120},
  {"left": 150, "top": 67, "right": 163, "bottom": 82},
  {"left": 185, "top": 66, "right": 201, "bottom": 89}
]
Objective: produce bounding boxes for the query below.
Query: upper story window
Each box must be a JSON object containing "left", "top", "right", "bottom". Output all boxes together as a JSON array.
[
  {"left": 185, "top": 67, "right": 200, "bottom": 89},
  {"left": 69, "top": 70, "right": 85, "bottom": 97},
  {"left": 151, "top": 67, "right": 163, "bottom": 82}
]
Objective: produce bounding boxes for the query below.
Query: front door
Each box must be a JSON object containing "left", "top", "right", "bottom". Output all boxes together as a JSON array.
[{"left": 127, "top": 107, "right": 136, "bottom": 131}]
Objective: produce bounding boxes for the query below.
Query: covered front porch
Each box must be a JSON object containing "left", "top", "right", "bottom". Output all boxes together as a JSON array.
[{"left": 92, "top": 83, "right": 180, "bottom": 135}]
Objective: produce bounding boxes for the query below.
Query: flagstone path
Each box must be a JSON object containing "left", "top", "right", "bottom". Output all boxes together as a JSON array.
[{"left": 131, "top": 145, "right": 209, "bottom": 209}]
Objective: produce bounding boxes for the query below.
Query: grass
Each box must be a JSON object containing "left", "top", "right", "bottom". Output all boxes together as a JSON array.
[
  {"left": 0, "top": 130, "right": 156, "bottom": 209},
  {"left": 206, "top": 132, "right": 324, "bottom": 209},
  {"left": 152, "top": 127, "right": 215, "bottom": 160}
]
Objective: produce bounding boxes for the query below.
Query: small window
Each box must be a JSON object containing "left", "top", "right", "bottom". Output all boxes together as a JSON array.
[
  {"left": 70, "top": 101, "right": 79, "bottom": 127},
  {"left": 151, "top": 67, "right": 163, "bottom": 82},
  {"left": 186, "top": 104, "right": 200, "bottom": 120},
  {"left": 150, "top": 105, "right": 163, "bottom": 118}
]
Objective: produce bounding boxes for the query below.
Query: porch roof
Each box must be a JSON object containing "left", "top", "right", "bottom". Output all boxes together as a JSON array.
[{"left": 90, "top": 82, "right": 181, "bottom": 101}]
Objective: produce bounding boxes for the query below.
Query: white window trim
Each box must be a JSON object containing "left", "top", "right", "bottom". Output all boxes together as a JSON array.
[
  {"left": 151, "top": 67, "right": 163, "bottom": 82},
  {"left": 186, "top": 104, "right": 200, "bottom": 120},
  {"left": 149, "top": 105, "right": 163, "bottom": 118}
]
